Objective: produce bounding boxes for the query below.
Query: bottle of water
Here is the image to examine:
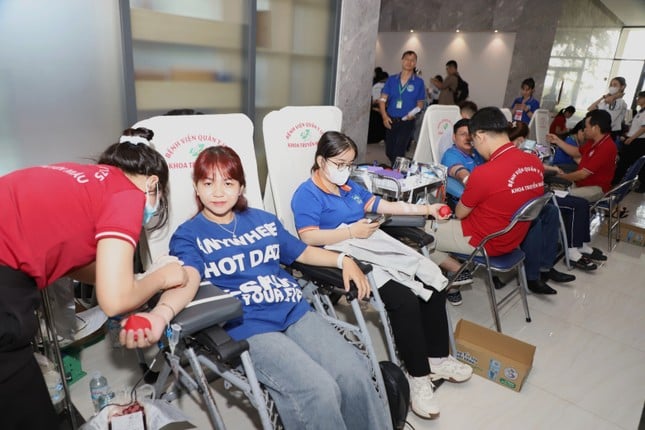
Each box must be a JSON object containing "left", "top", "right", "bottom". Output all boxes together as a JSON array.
[
  {"left": 89, "top": 371, "right": 114, "bottom": 413},
  {"left": 106, "top": 316, "right": 123, "bottom": 348}
]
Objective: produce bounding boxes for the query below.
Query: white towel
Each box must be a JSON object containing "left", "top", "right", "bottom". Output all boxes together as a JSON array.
[{"left": 325, "top": 224, "right": 448, "bottom": 301}]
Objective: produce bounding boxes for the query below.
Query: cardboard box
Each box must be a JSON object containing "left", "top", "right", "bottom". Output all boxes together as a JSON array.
[
  {"left": 598, "top": 194, "right": 645, "bottom": 247},
  {"left": 454, "top": 319, "right": 536, "bottom": 392},
  {"left": 601, "top": 222, "right": 645, "bottom": 246}
]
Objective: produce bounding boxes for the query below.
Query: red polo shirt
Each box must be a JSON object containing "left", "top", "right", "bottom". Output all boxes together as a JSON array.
[
  {"left": 576, "top": 133, "right": 617, "bottom": 192},
  {"left": 460, "top": 143, "right": 545, "bottom": 256}
]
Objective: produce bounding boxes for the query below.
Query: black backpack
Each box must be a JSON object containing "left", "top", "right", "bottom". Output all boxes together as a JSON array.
[
  {"left": 454, "top": 75, "right": 469, "bottom": 103},
  {"left": 380, "top": 361, "right": 410, "bottom": 429}
]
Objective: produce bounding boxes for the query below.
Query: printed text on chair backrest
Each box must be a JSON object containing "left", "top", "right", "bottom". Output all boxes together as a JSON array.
[{"left": 263, "top": 106, "right": 342, "bottom": 236}]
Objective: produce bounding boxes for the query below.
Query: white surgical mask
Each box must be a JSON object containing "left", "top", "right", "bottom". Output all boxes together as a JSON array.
[
  {"left": 143, "top": 181, "right": 160, "bottom": 225},
  {"left": 607, "top": 86, "right": 619, "bottom": 95},
  {"left": 325, "top": 164, "right": 351, "bottom": 186}
]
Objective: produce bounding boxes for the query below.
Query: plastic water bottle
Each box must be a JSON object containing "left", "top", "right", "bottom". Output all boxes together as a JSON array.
[
  {"left": 106, "top": 316, "right": 123, "bottom": 348},
  {"left": 89, "top": 371, "right": 114, "bottom": 413}
]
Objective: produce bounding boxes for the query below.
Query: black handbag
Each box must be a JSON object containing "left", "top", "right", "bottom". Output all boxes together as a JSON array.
[{"left": 379, "top": 361, "right": 410, "bottom": 429}]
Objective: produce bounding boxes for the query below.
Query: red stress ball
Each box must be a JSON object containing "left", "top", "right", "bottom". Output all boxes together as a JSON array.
[
  {"left": 438, "top": 205, "right": 452, "bottom": 218},
  {"left": 123, "top": 315, "right": 152, "bottom": 332}
]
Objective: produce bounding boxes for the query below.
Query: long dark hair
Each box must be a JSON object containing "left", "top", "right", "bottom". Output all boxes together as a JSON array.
[
  {"left": 557, "top": 105, "right": 575, "bottom": 117},
  {"left": 311, "top": 131, "right": 358, "bottom": 172},
  {"left": 507, "top": 121, "right": 529, "bottom": 141},
  {"left": 192, "top": 146, "right": 248, "bottom": 213},
  {"left": 98, "top": 127, "right": 169, "bottom": 231}
]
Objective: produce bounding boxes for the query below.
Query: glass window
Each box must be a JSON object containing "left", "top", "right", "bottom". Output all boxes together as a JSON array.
[
  {"left": 127, "top": 1, "right": 250, "bottom": 119},
  {"left": 0, "top": 1, "right": 126, "bottom": 174},
  {"left": 615, "top": 28, "right": 645, "bottom": 60},
  {"left": 543, "top": 20, "right": 644, "bottom": 122}
]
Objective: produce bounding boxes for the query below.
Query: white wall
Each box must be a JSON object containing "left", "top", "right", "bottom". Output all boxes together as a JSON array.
[
  {"left": 375, "top": 32, "right": 516, "bottom": 109},
  {"left": 0, "top": 0, "right": 126, "bottom": 175}
]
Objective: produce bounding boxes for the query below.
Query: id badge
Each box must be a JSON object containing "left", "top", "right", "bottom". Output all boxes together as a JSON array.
[
  {"left": 396, "top": 100, "right": 402, "bottom": 109},
  {"left": 514, "top": 109, "right": 523, "bottom": 121}
]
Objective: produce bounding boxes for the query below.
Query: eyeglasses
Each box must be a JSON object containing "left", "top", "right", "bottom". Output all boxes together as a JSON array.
[{"left": 326, "top": 158, "right": 355, "bottom": 171}]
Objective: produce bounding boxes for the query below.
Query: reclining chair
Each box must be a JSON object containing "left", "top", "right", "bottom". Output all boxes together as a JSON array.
[
  {"left": 262, "top": 106, "right": 458, "bottom": 360},
  {"left": 129, "top": 113, "right": 390, "bottom": 429}
]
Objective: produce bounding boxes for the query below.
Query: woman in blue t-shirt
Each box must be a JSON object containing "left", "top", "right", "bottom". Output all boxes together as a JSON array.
[
  {"left": 546, "top": 119, "right": 586, "bottom": 173},
  {"left": 168, "top": 146, "right": 388, "bottom": 430},
  {"left": 291, "top": 131, "right": 474, "bottom": 420}
]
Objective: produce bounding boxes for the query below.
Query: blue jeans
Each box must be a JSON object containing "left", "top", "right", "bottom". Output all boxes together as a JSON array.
[
  {"left": 521, "top": 203, "right": 560, "bottom": 281},
  {"left": 247, "top": 311, "right": 390, "bottom": 430}
]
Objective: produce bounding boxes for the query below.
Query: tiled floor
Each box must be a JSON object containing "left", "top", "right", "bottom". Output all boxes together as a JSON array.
[{"left": 69, "top": 184, "right": 645, "bottom": 430}]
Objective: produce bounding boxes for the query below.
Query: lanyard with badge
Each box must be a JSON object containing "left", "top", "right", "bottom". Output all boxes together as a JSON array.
[
  {"left": 514, "top": 98, "right": 529, "bottom": 121},
  {"left": 396, "top": 76, "right": 409, "bottom": 109}
]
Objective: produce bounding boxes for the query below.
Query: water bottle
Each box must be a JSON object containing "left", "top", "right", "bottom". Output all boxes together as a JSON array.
[
  {"left": 89, "top": 371, "right": 114, "bottom": 413},
  {"left": 106, "top": 316, "right": 123, "bottom": 348}
]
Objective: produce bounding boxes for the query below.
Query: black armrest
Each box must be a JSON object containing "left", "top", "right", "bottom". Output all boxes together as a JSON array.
[
  {"left": 291, "top": 260, "right": 372, "bottom": 301},
  {"left": 173, "top": 282, "right": 243, "bottom": 336},
  {"left": 382, "top": 214, "right": 426, "bottom": 228},
  {"left": 381, "top": 226, "right": 434, "bottom": 248}
]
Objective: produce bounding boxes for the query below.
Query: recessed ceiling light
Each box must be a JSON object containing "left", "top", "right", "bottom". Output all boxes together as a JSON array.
[
  {"left": 494, "top": 29, "right": 499, "bottom": 33},
  {"left": 410, "top": 29, "right": 414, "bottom": 33},
  {"left": 456, "top": 29, "right": 460, "bottom": 33}
]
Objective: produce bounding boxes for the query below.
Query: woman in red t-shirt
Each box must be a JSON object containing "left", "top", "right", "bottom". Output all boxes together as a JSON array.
[
  {"left": 549, "top": 105, "right": 576, "bottom": 135},
  {"left": 0, "top": 127, "right": 189, "bottom": 428}
]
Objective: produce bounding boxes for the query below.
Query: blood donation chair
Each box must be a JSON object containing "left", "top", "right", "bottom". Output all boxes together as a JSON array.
[
  {"left": 413, "top": 104, "right": 461, "bottom": 165},
  {"left": 129, "top": 113, "right": 391, "bottom": 429},
  {"left": 262, "top": 106, "right": 457, "bottom": 361}
]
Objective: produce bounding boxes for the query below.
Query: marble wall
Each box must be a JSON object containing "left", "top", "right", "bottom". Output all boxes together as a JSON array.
[
  {"left": 334, "top": 0, "right": 381, "bottom": 162},
  {"left": 334, "top": 0, "right": 625, "bottom": 159},
  {"left": 378, "top": 0, "right": 567, "bottom": 108}
]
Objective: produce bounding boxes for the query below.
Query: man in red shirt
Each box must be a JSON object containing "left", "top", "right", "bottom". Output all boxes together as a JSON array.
[
  {"left": 556, "top": 110, "right": 617, "bottom": 202},
  {"left": 430, "top": 107, "right": 544, "bottom": 258}
]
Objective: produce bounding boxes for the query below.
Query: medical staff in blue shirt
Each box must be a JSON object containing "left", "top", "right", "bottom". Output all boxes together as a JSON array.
[
  {"left": 378, "top": 50, "right": 426, "bottom": 165},
  {"left": 510, "top": 77, "right": 540, "bottom": 124}
]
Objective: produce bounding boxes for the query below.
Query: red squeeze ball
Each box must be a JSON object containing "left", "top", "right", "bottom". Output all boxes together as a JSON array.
[
  {"left": 438, "top": 205, "right": 452, "bottom": 217},
  {"left": 123, "top": 315, "right": 152, "bottom": 332}
]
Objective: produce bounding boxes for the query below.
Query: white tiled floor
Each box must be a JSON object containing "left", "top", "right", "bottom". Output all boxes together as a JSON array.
[{"left": 70, "top": 190, "right": 645, "bottom": 430}]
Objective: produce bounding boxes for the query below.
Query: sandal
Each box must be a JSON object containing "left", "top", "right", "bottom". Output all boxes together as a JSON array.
[
  {"left": 581, "top": 247, "right": 607, "bottom": 261},
  {"left": 572, "top": 255, "right": 597, "bottom": 271}
]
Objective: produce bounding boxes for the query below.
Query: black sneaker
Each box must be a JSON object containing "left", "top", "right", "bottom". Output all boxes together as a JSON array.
[
  {"left": 447, "top": 269, "right": 473, "bottom": 286},
  {"left": 571, "top": 255, "right": 598, "bottom": 271},
  {"left": 581, "top": 247, "right": 607, "bottom": 261},
  {"left": 447, "top": 289, "right": 463, "bottom": 306}
]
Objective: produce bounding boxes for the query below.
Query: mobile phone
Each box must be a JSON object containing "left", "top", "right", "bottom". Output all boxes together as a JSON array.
[{"left": 366, "top": 213, "right": 388, "bottom": 224}]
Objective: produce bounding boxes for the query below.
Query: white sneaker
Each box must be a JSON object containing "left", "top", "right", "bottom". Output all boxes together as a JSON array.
[
  {"left": 429, "top": 356, "right": 473, "bottom": 382},
  {"left": 408, "top": 374, "right": 439, "bottom": 419}
]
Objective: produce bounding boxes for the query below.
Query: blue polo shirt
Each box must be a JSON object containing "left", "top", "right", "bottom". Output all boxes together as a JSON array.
[
  {"left": 291, "top": 172, "right": 381, "bottom": 234},
  {"left": 382, "top": 73, "right": 426, "bottom": 118},
  {"left": 552, "top": 135, "right": 578, "bottom": 165},
  {"left": 510, "top": 96, "right": 540, "bottom": 124},
  {"left": 441, "top": 145, "right": 484, "bottom": 198}
]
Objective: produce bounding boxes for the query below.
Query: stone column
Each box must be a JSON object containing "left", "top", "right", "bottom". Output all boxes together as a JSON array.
[{"left": 334, "top": 0, "right": 381, "bottom": 162}]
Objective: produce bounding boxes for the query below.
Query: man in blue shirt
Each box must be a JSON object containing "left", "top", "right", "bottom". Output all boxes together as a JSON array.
[
  {"left": 440, "top": 118, "right": 483, "bottom": 199},
  {"left": 378, "top": 50, "right": 426, "bottom": 165}
]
